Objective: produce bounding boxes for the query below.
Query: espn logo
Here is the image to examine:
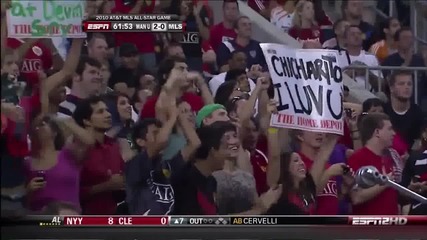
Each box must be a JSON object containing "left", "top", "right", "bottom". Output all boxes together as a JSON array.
[
  {"left": 351, "top": 217, "right": 408, "bottom": 226},
  {"left": 83, "top": 22, "right": 111, "bottom": 31}
]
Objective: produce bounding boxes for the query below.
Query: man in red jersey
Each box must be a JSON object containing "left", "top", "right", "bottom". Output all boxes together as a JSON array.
[
  {"left": 113, "top": 0, "right": 157, "bottom": 70},
  {"left": 7, "top": 38, "right": 63, "bottom": 92},
  {"left": 348, "top": 113, "right": 399, "bottom": 215},
  {"left": 209, "top": 0, "right": 239, "bottom": 52},
  {"left": 140, "top": 56, "right": 204, "bottom": 120}
]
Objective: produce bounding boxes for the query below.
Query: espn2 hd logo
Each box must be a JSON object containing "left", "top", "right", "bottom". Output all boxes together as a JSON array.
[{"left": 351, "top": 217, "right": 408, "bottom": 225}]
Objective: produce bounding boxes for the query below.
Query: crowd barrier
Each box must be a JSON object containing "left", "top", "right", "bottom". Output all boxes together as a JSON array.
[{"left": 345, "top": 65, "right": 426, "bottom": 105}]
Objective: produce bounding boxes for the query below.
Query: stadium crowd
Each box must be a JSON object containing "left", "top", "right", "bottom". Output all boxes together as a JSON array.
[{"left": 1, "top": 0, "right": 426, "bottom": 217}]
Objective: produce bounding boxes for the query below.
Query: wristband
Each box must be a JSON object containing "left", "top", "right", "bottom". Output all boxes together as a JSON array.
[{"left": 268, "top": 128, "right": 278, "bottom": 134}]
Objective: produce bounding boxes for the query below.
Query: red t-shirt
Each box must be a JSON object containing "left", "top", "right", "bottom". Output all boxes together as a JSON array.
[
  {"left": 3, "top": 118, "right": 29, "bottom": 158},
  {"left": 392, "top": 133, "right": 409, "bottom": 156},
  {"left": 347, "top": 147, "right": 399, "bottom": 215},
  {"left": 140, "top": 92, "right": 205, "bottom": 119},
  {"left": 7, "top": 38, "right": 53, "bottom": 89},
  {"left": 2, "top": 95, "right": 39, "bottom": 158},
  {"left": 80, "top": 137, "right": 124, "bottom": 215},
  {"left": 202, "top": 41, "right": 214, "bottom": 76},
  {"left": 209, "top": 22, "right": 237, "bottom": 52},
  {"left": 288, "top": 26, "right": 323, "bottom": 43},
  {"left": 288, "top": 16, "right": 332, "bottom": 44},
  {"left": 299, "top": 152, "right": 339, "bottom": 215},
  {"left": 112, "top": 0, "right": 155, "bottom": 53},
  {"left": 250, "top": 147, "right": 269, "bottom": 195}
]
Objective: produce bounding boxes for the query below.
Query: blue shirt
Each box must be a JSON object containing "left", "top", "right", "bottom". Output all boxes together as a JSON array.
[{"left": 216, "top": 39, "right": 266, "bottom": 70}]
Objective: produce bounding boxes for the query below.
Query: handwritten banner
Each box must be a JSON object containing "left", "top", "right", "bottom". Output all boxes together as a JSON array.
[
  {"left": 7, "top": 0, "right": 86, "bottom": 38},
  {"left": 260, "top": 43, "right": 344, "bottom": 135}
]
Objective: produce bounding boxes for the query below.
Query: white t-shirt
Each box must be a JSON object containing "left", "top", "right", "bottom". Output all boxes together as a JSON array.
[
  {"left": 209, "top": 72, "right": 256, "bottom": 97},
  {"left": 270, "top": 7, "right": 294, "bottom": 33},
  {"left": 348, "top": 50, "right": 383, "bottom": 90}
]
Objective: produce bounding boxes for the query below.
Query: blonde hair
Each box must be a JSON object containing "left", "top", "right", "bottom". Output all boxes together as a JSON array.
[{"left": 292, "top": 0, "right": 317, "bottom": 28}]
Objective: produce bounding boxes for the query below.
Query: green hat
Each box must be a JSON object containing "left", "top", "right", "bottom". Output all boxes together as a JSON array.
[{"left": 196, "top": 104, "right": 226, "bottom": 128}]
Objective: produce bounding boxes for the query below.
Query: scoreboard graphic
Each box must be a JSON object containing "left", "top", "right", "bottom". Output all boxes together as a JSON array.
[{"left": 82, "top": 14, "right": 185, "bottom": 33}]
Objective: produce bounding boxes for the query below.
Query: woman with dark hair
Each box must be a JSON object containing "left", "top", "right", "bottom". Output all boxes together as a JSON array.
[
  {"left": 106, "top": 93, "right": 134, "bottom": 141},
  {"left": 265, "top": 120, "right": 350, "bottom": 214},
  {"left": 214, "top": 80, "right": 249, "bottom": 106},
  {"left": 267, "top": 151, "right": 317, "bottom": 214},
  {"left": 362, "top": 98, "right": 384, "bottom": 113},
  {"left": 24, "top": 114, "right": 92, "bottom": 212},
  {"left": 369, "top": 17, "right": 401, "bottom": 64}
]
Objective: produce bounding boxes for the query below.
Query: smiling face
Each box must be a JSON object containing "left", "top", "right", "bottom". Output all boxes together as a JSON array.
[
  {"left": 117, "top": 95, "right": 132, "bottom": 121},
  {"left": 289, "top": 152, "right": 307, "bottom": 181},
  {"left": 213, "top": 130, "right": 240, "bottom": 164}
]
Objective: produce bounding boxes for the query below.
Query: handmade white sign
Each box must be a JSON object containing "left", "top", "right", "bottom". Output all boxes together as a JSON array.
[
  {"left": 7, "top": 0, "right": 86, "bottom": 38},
  {"left": 260, "top": 43, "right": 344, "bottom": 135}
]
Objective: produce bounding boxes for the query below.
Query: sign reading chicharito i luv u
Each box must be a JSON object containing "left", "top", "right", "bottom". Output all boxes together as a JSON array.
[
  {"left": 260, "top": 43, "right": 344, "bottom": 135},
  {"left": 7, "top": 0, "right": 86, "bottom": 38}
]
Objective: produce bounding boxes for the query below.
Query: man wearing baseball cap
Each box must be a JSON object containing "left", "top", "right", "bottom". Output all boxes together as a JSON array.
[{"left": 196, "top": 104, "right": 230, "bottom": 128}]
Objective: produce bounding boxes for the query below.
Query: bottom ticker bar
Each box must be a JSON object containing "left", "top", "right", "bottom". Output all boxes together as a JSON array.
[{"left": 2, "top": 215, "right": 427, "bottom": 227}]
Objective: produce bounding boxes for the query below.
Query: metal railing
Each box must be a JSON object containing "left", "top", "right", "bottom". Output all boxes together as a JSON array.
[
  {"left": 370, "top": 1, "right": 427, "bottom": 51},
  {"left": 344, "top": 65, "right": 427, "bottom": 105}
]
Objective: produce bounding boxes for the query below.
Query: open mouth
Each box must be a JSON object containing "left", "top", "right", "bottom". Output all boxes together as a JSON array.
[
  {"left": 229, "top": 145, "right": 239, "bottom": 151},
  {"left": 298, "top": 168, "right": 306, "bottom": 174}
]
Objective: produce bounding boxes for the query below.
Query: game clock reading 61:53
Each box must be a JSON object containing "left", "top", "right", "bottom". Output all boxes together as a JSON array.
[{"left": 112, "top": 23, "right": 133, "bottom": 30}]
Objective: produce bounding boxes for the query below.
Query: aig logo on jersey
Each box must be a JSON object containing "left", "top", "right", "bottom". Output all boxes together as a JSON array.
[
  {"left": 351, "top": 217, "right": 408, "bottom": 225},
  {"left": 180, "top": 32, "right": 200, "bottom": 44}
]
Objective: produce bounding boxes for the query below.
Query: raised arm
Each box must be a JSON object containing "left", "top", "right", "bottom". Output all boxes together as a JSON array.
[
  {"left": 191, "top": 71, "right": 213, "bottom": 105},
  {"left": 177, "top": 104, "right": 201, "bottom": 162},
  {"left": 40, "top": 39, "right": 84, "bottom": 114},
  {"left": 239, "top": 79, "right": 263, "bottom": 125},
  {"left": 155, "top": 70, "right": 182, "bottom": 123},
  {"left": 149, "top": 102, "right": 178, "bottom": 158},
  {"left": 265, "top": 100, "right": 282, "bottom": 187},
  {"left": 310, "top": 135, "right": 338, "bottom": 191},
  {"left": 0, "top": 1, "right": 10, "bottom": 65},
  {"left": 56, "top": 117, "right": 96, "bottom": 163},
  {"left": 193, "top": 3, "right": 210, "bottom": 41}
]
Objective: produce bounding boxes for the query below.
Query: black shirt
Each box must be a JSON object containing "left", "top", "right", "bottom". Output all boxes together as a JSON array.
[
  {"left": 358, "top": 21, "right": 376, "bottom": 51},
  {"left": 167, "top": 0, "right": 210, "bottom": 58},
  {"left": 401, "top": 151, "right": 427, "bottom": 215},
  {"left": 172, "top": 163, "right": 217, "bottom": 215},
  {"left": 125, "top": 151, "right": 185, "bottom": 215},
  {"left": 109, "top": 67, "right": 137, "bottom": 89},
  {"left": 384, "top": 102, "right": 424, "bottom": 149},
  {"left": 382, "top": 53, "right": 425, "bottom": 78}
]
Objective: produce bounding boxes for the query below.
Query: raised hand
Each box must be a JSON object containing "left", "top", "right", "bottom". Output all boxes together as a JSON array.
[
  {"left": 259, "top": 185, "right": 282, "bottom": 211},
  {"left": 266, "top": 99, "right": 278, "bottom": 115},
  {"left": 247, "top": 64, "right": 263, "bottom": 79}
]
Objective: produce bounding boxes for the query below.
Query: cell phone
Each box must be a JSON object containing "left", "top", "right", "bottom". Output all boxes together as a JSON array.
[
  {"left": 342, "top": 165, "right": 350, "bottom": 175},
  {"left": 344, "top": 108, "right": 352, "bottom": 118},
  {"left": 412, "top": 175, "right": 420, "bottom": 183},
  {"left": 36, "top": 171, "right": 46, "bottom": 181},
  {"left": 122, "top": 0, "right": 135, "bottom": 6}
]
